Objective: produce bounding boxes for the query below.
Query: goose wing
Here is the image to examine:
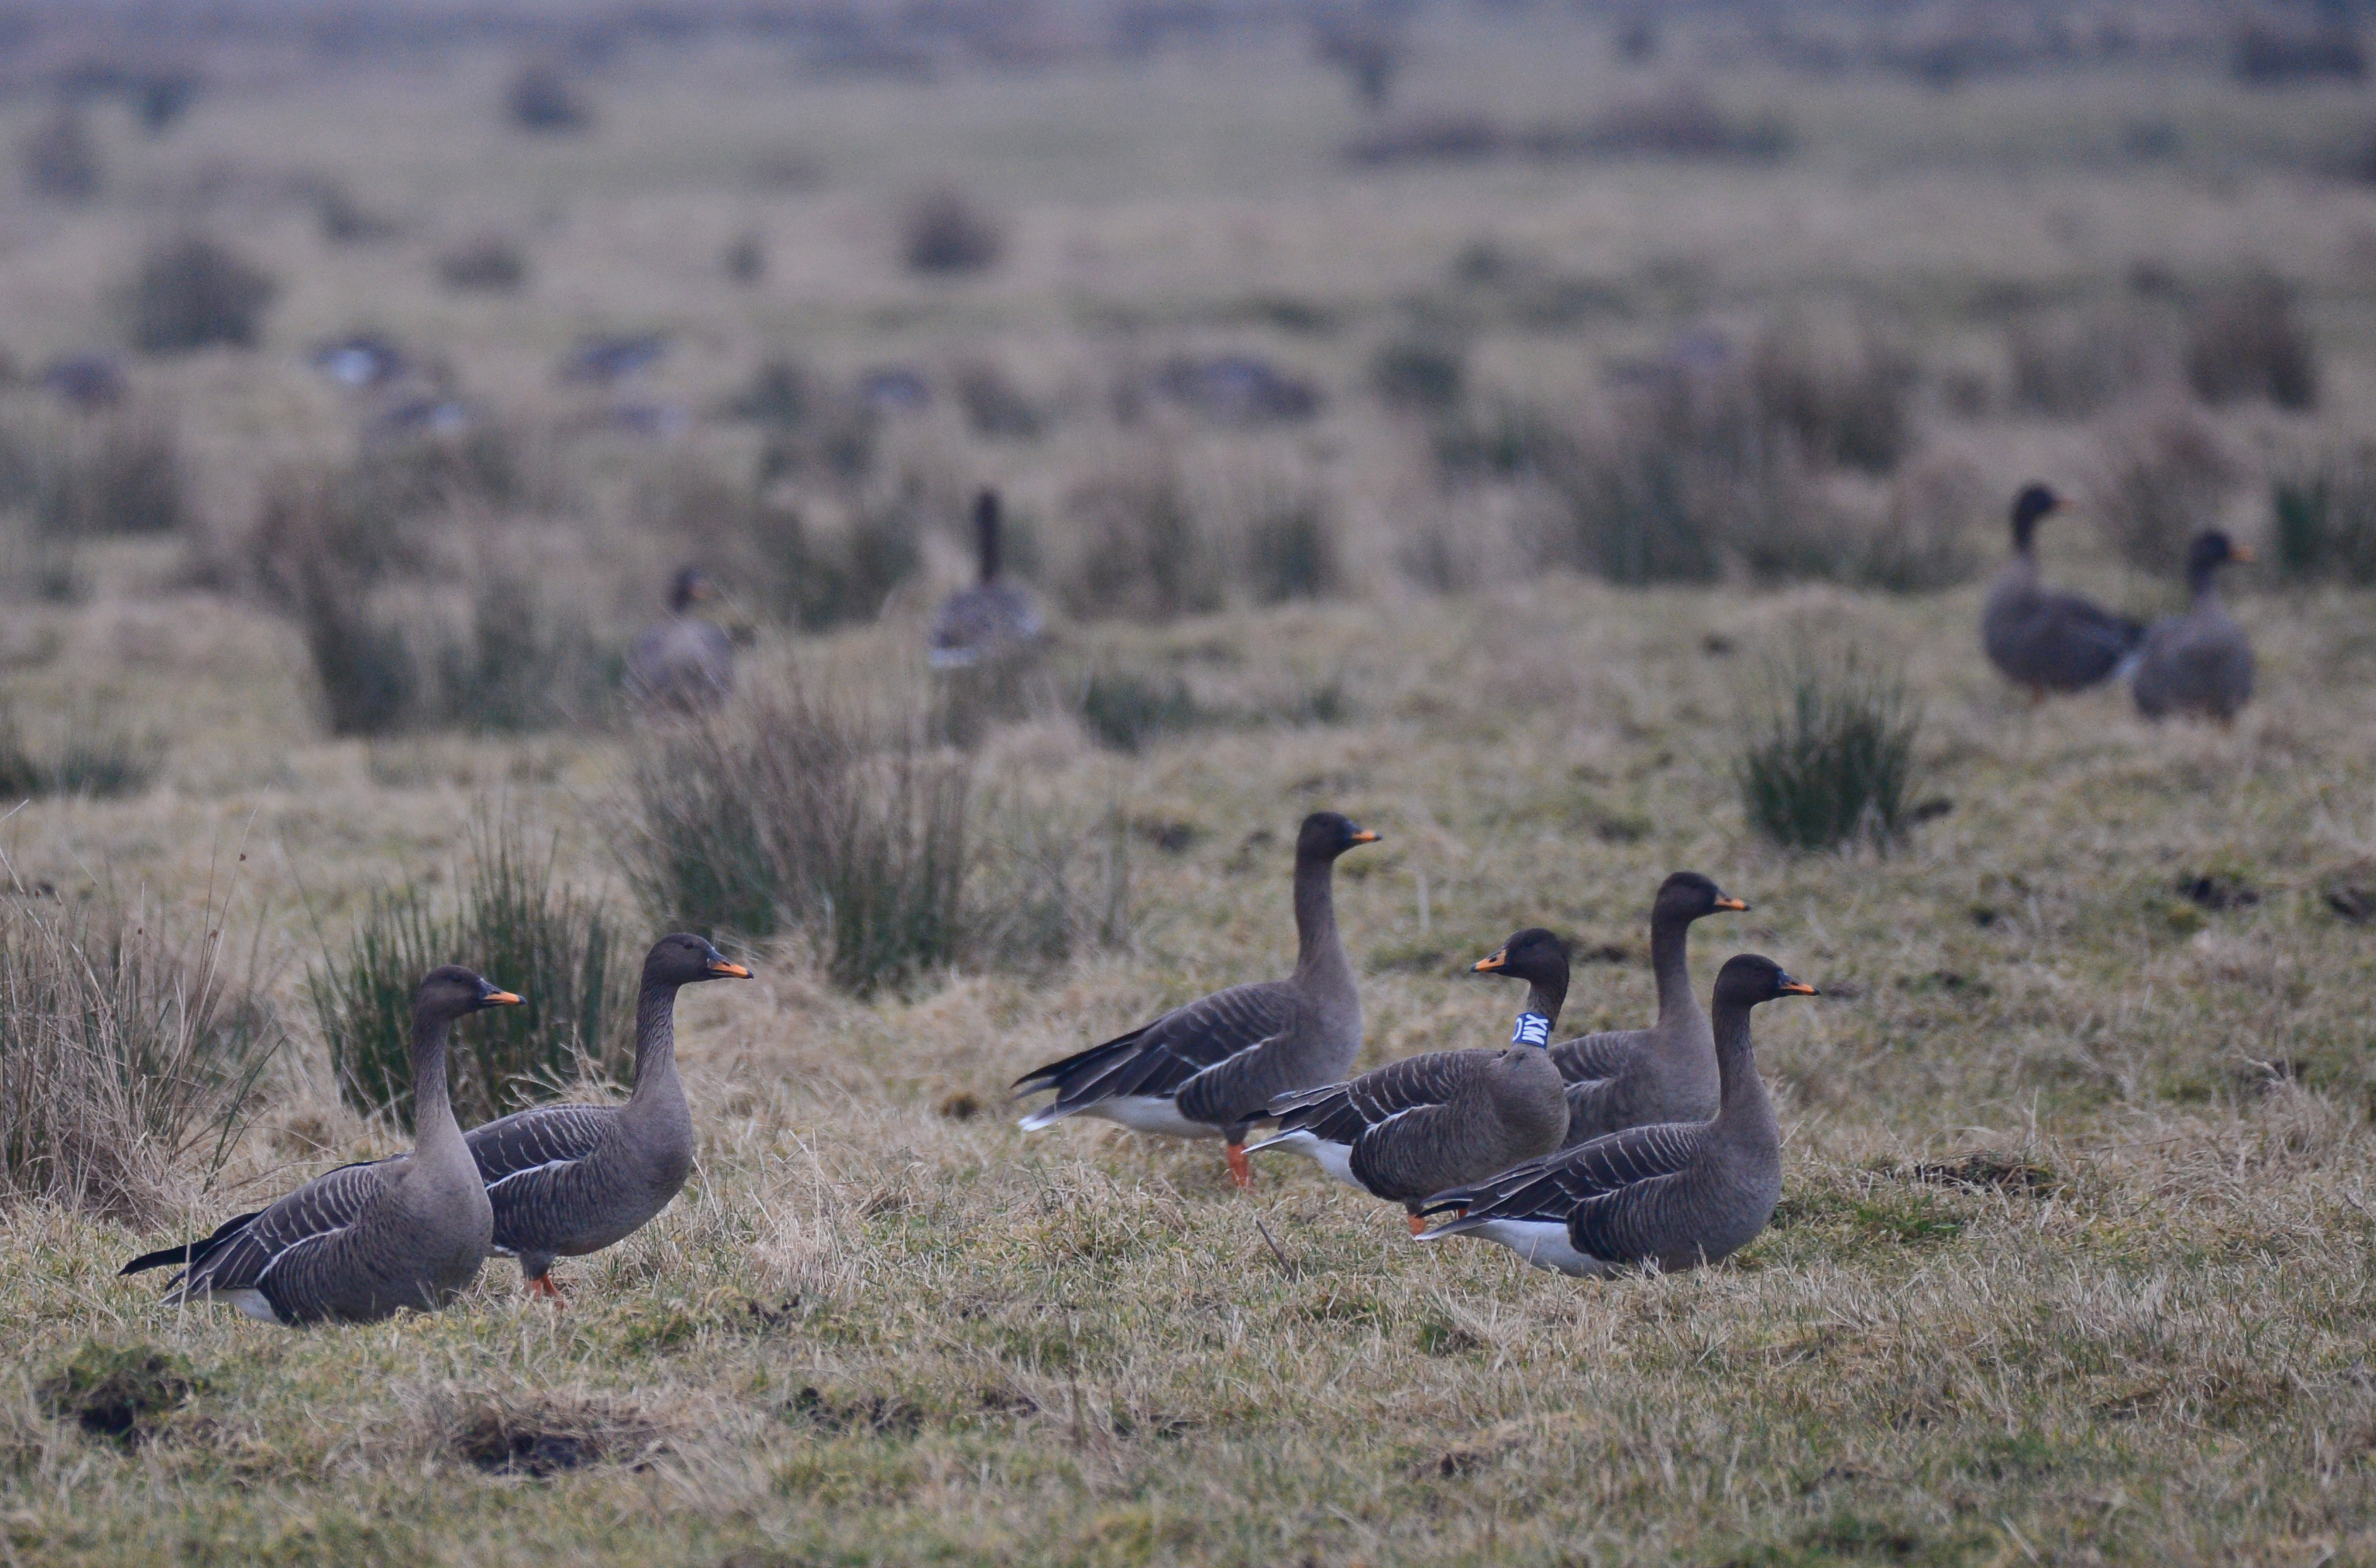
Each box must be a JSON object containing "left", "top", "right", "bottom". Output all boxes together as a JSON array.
[
  {"left": 467, "top": 1104, "right": 615, "bottom": 1191},
  {"left": 1548, "top": 1026, "right": 1645, "bottom": 1086},
  {"left": 141, "top": 1158, "right": 401, "bottom": 1298},
  {"left": 1257, "top": 1050, "right": 1483, "bottom": 1147},
  {"left": 1014, "top": 980, "right": 1298, "bottom": 1126},
  {"left": 1416, "top": 1120, "right": 1705, "bottom": 1228}
]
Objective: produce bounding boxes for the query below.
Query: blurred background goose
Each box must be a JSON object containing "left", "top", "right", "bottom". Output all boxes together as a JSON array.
[
  {"left": 625, "top": 565, "right": 734, "bottom": 710},
  {"left": 119, "top": 968, "right": 518, "bottom": 1325},
  {"left": 1981, "top": 483, "right": 2145, "bottom": 701},
  {"left": 1551, "top": 872, "right": 1745, "bottom": 1147},
  {"left": 1417, "top": 954, "right": 1813, "bottom": 1278},
  {"left": 467, "top": 934, "right": 750, "bottom": 1302},
  {"left": 1011, "top": 811, "right": 1378, "bottom": 1188},
  {"left": 928, "top": 488, "right": 1044, "bottom": 669},
  {"left": 1250, "top": 927, "right": 1570, "bottom": 1230},
  {"left": 2132, "top": 531, "right": 2255, "bottom": 724}
]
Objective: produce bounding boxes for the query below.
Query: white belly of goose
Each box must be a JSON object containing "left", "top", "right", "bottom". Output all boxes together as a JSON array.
[
  {"left": 1243, "top": 1128, "right": 1358, "bottom": 1185},
  {"left": 1062, "top": 1096, "right": 1221, "bottom": 1138},
  {"left": 1424, "top": 1218, "right": 1613, "bottom": 1278}
]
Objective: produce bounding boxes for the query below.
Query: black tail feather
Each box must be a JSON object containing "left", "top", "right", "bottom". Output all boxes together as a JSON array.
[
  {"left": 1010, "top": 1024, "right": 1151, "bottom": 1099},
  {"left": 120, "top": 1210, "right": 262, "bottom": 1278}
]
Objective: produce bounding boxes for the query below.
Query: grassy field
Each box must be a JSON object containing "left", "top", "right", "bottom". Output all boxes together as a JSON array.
[{"left": 6, "top": 7, "right": 2376, "bottom": 1564}]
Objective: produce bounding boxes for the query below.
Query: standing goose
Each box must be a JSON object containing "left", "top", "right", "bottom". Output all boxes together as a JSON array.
[
  {"left": 467, "top": 933, "right": 751, "bottom": 1302},
  {"left": 1249, "top": 927, "right": 1570, "bottom": 1231},
  {"left": 1981, "top": 483, "right": 2146, "bottom": 700},
  {"left": 1416, "top": 954, "right": 1814, "bottom": 1277},
  {"left": 1551, "top": 872, "right": 1746, "bottom": 1147},
  {"left": 2131, "top": 530, "right": 2255, "bottom": 724},
  {"left": 1012, "top": 811, "right": 1379, "bottom": 1188},
  {"left": 625, "top": 565, "right": 735, "bottom": 711},
  {"left": 928, "top": 488, "right": 1045, "bottom": 669},
  {"left": 119, "top": 968, "right": 517, "bottom": 1325}
]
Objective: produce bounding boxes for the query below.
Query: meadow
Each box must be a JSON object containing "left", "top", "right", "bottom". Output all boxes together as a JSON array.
[{"left": 5, "top": 4, "right": 2376, "bottom": 1562}]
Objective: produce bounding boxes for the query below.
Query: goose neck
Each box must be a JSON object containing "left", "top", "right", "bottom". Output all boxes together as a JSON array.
[
  {"left": 409, "top": 1013, "right": 464, "bottom": 1159},
  {"left": 630, "top": 980, "right": 683, "bottom": 1099},
  {"left": 1520, "top": 970, "right": 1568, "bottom": 1033},
  {"left": 1291, "top": 854, "right": 1348, "bottom": 980},
  {"left": 1708, "top": 1001, "right": 1773, "bottom": 1128},
  {"left": 1649, "top": 913, "right": 1699, "bottom": 1021}
]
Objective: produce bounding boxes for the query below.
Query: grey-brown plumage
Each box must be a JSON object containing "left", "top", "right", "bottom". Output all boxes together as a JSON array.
[
  {"left": 2132, "top": 530, "right": 2255, "bottom": 723},
  {"left": 625, "top": 566, "right": 734, "bottom": 710},
  {"left": 467, "top": 934, "right": 751, "bottom": 1300},
  {"left": 119, "top": 968, "right": 518, "bottom": 1326},
  {"left": 1417, "top": 953, "right": 1815, "bottom": 1277},
  {"left": 1250, "top": 927, "right": 1570, "bottom": 1226},
  {"left": 1982, "top": 483, "right": 2146, "bottom": 698},
  {"left": 929, "top": 489, "right": 1044, "bottom": 669},
  {"left": 1012, "top": 811, "right": 1379, "bottom": 1188},
  {"left": 1551, "top": 871, "right": 1747, "bottom": 1147}
]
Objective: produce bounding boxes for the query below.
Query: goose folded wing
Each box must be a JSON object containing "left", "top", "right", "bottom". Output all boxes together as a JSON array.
[
  {"left": 1262, "top": 1051, "right": 1481, "bottom": 1145},
  {"left": 467, "top": 1104, "right": 615, "bottom": 1188},
  {"left": 1018, "top": 980, "right": 1297, "bottom": 1111},
  {"left": 180, "top": 1158, "right": 401, "bottom": 1292},
  {"left": 1417, "top": 1121, "right": 1704, "bottom": 1223},
  {"left": 1548, "top": 1027, "right": 1643, "bottom": 1087},
  {"left": 2040, "top": 592, "right": 2144, "bottom": 658}
]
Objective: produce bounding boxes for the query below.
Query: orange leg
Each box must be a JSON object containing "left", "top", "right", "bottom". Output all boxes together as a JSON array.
[
  {"left": 1407, "top": 1214, "right": 1427, "bottom": 1236},
  {"left": 1225, "top": 1142, "right": 1253, "bottom": 1191},
  {"left": 527, "top": 1273, "right": 568, "bottom": 1306}
]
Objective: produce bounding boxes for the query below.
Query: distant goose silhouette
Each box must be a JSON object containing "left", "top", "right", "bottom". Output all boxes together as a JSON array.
[
  {"left": 1981, "top": 483, "right": 2145, "bottom": 700},
  {"left": 2132, "top": 530, "right": 2255, "bottom": 724},
  {"left": 119, "top": 968, "right": 517, "bottom": 1325},
  {"left": 929, "top": 489, "right": 1044, "bottom": 669},
  {"left": 625, "top": 566, "right": 734, "bottom": 710},
  {"left": 1012, "top": 812, "right": 1379, "bottom": 1188}
]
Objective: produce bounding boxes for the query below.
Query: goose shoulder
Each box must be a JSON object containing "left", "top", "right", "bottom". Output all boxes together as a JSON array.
[
  {"left": 468, "top": 1103, "right": 616, "bottom": 1189},
  {"left": 169, "top": 1157, "right": 406, "bottom": 1319}
]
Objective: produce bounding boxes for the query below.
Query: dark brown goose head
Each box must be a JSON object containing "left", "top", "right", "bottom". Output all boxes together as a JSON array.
[
  {"left": 667, "top": 565, "right": 717, "bottom": 615},
  {"left": 1472, "top": 927, "right": 1571, "bottom": 1037},
  {"left": 1711, "top": 953, "right": 1818, "bottom": 1014},
  {"left": 973, "top": 488, "right": 1003, "bottom": 584},
  {"left": 2184, "top": 529, "right": 2253, "bottom": 596},
  {"left": 1295, "top": 811, "right": 1380, "bottom": 864},
  {"left": 415, "top": 965, "right": 522, "bottom": 1023},
  {"left": 643, "top": 932, "right": 753, "bottom": 988},
  {"left": 1653, "top": 870, "right": 1749, "bottom": 925},
  {"left": 2009, "top": 483, "right": 2062, "bottom": 555}
]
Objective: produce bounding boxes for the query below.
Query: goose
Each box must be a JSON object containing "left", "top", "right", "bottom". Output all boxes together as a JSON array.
[
  {"left": 1012, "top": 811, "right": 1379, "bottom": 1188},
  {"left": 119, "top": 967, "right": 517, "bottom": 1325},
  {"left": 466, "top": 934, "right": 751, "bottom": 1302},
  {"left": 2132, "top": 530, "right": 2255, "bottom": 724},
  {"left": 1551, "top": 872, "right": 1746, "bottom": 1147},
  {"left": 928, "top": 489, "right": 1044, "bottom": 669},
  {"left": 1415, "top": 953, "right": 1812, "bottom": 1276},
  {"left": 1249, "top": 927, "right": 1570, "bottom": 1231},
  {"left": 624, "top": 566, "right": 734, "bottom": 711},
  {"left": 1981, "top": 482, "right": 2145, "bottom": 700}
]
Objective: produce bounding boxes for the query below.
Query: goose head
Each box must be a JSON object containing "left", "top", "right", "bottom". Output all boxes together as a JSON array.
[
  {"left": 644, "top": 932, "right": 753, "bottom": 988},
  {"left": 2184, "top": 529, "right": 2252, "bottom": 595},
  {"left": 1653, "top": 870, "right": 1749, "bottom": 925},
  {"left": 414, "top": 965, "right": 522, "bottom": 1023},
  {"left": 1296, "top": 811, "right": 1380, "bottom": 863},
  {"left": 1472, "top": 927, "right": 1570, "bottom": 989},
  {"left": 2009, "top": 483, "right": 2062, "bottom": 555},
  {"left": 1711, "top": 953, "right": 1818, "bottom": 1011},
  {"left": 667, "top": 565, "right": 717, "bottom": 615}
]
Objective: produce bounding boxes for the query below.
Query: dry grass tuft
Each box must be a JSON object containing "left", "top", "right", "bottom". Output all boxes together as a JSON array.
[
  {"left": 36, "top": 1343, "right": 202, "bottom": 1447},
  {"left": 435, "top": 1389, "right": 663, "bottom": 1477},
  {"left": 0, "top": 899, "right": 280, "bottom": 1223},
  {"left": 19, "top": 103, "right": 100, "bottom": 201},
  {"left": 116, "top": 235, "right": 276, "bottom": 355},
  {"left": 2272, "top": 446, "right": 2376, "bottom": 584},
  {"left": 899, "top": 185, "right": 1003, "bottom": 275},
  {"left": 2086, "top": 409, "right": 2239, "bottom": 574},
  {"left": 2184, "top": 275, "right": 2317, "bottom": 411}
]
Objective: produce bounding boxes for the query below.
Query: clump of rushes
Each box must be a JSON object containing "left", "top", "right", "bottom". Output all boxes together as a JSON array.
[
  {"left": 1735, "top": 639, "right": 1921, "bottom": 852},
  {"left": 310, "top": 810, "right": 633, "bottom": 1130}
]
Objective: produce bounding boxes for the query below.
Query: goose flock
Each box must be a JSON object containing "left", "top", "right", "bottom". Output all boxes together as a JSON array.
[{"left": 119, "top": 481, "right": 2258, "bottom": 1323}]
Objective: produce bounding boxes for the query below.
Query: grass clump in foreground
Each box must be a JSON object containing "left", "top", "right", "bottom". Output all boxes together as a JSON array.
[
  {"left": 1735, "top": 638, "right": 1920, "bottom": 851},
  {"left": 310, "top": 812, "right": 633, "bottom": 1130},
  {"left": 0, "top": 900, "right": 278, "bottom": 1222},
  {"left": 36, "top": 1343, "right": 202, "bottom": 1446}
]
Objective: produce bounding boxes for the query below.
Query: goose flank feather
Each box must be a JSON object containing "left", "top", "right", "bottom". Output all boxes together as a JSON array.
[
  {"left": 2131, "top": 529, "right": 2255, "bottom": 723},
  {"left": 1981, "top": 483, "right": 2146, "bottom": 700}
]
